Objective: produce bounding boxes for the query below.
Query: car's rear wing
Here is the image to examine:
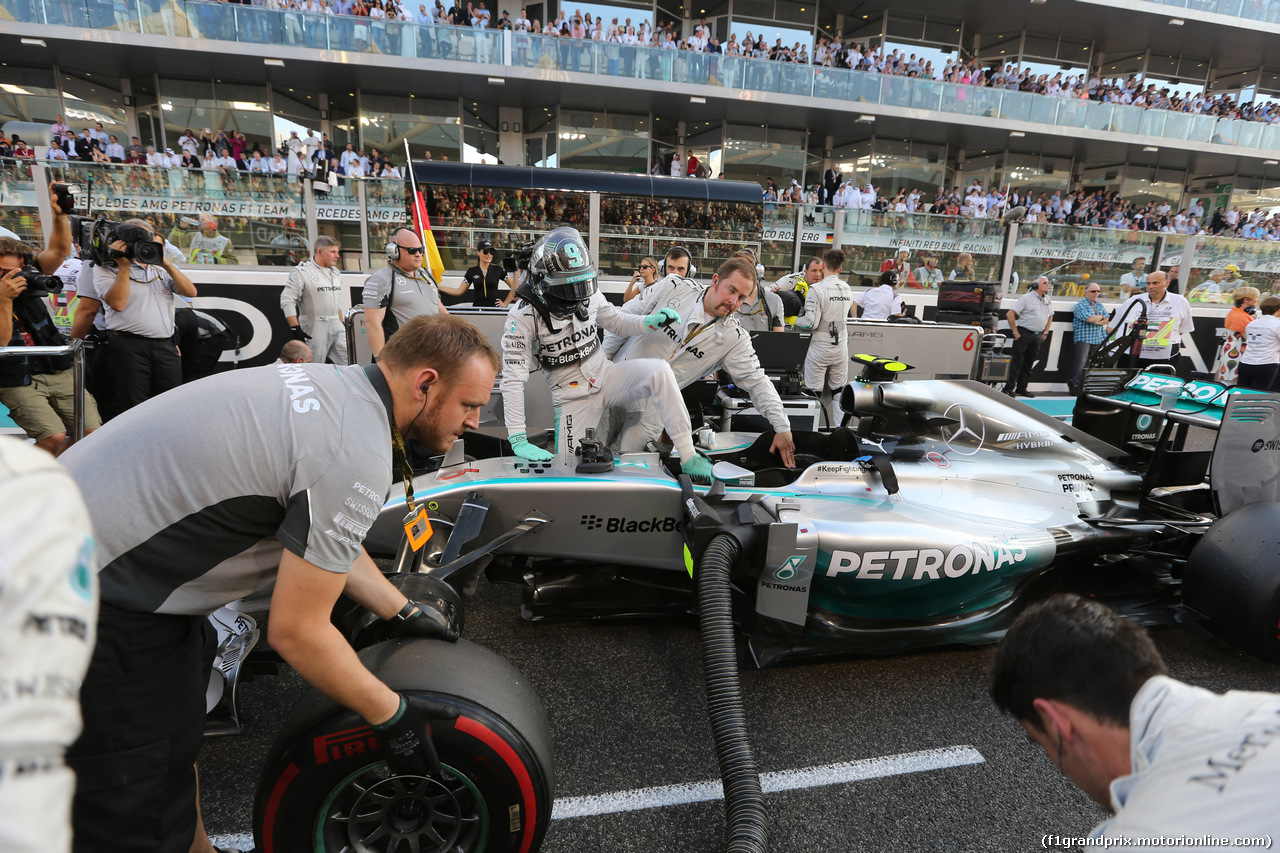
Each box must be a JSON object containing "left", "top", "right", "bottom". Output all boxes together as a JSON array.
[{"left": 1077, "top": 369, "right": 1280, "bottom": 515}]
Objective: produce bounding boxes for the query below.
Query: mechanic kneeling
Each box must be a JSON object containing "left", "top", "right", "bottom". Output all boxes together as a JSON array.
[{"left": 61, "top": 314, "right": 499, "bottom": 853}]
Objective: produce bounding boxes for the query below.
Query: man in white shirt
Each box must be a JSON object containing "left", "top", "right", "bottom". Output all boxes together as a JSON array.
[
  {"left": 104, "top": 135, "right": 125, "bottom": 162},
  {"left": 1116, "top": 270, "right": 1194, "bottom": 377},
  {"left": 45, "top": 139, "right": 69, "bottom": 161},
  {"left": 340, "top": 143, "right": 359, "bottom": 171},
  {"left": 268, "top": 152, "right": 288, "bottom": 173},
  {"left": 145, "top": 145, "right": 162, "bottom": 167},
  {"left": 302, "top": 130, "right": 321, "bottom": 161},
  {"left": 855, "top": 269, "right": 905, "bottom": 320},
  {"left": 991, "top": 594, "right": 1280, "bottom": 850}
]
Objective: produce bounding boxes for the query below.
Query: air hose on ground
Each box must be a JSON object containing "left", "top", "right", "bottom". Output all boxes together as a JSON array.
[{"left": 696, "top": 531, "right": 769, "bottom": 853}]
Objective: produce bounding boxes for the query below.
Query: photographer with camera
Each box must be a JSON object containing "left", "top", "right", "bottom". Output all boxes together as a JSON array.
[
  {"left": 0, "top": 185, "right": 96, "bottom": 456},
  {"left": 85, "top": 219, "right": 197, "bottom": 412}
]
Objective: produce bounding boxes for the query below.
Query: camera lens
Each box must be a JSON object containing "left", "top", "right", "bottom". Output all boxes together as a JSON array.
[{"left": 133, "top": 241, "right": 163, "bottom": 265}]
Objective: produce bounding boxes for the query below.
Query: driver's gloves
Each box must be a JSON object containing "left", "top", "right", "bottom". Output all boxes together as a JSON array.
[
  {"left": 643, "top": 308, "right": 681, "bottom": 331},
  {"left": 509, "top": 431, "right": 554, "bottom": 462}
]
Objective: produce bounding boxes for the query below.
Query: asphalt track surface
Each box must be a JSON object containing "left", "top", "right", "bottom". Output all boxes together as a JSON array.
[{"left": 199, "top": 578, "right": 1280, "bottom": 853}]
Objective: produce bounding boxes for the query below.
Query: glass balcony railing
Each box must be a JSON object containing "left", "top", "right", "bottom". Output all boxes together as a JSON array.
[
  {"left": 8, "top": 0, "right": 1280, "bottom": 154},
  {"left": 1118, "top": 0, "right": 1280, "bottom": 25}
]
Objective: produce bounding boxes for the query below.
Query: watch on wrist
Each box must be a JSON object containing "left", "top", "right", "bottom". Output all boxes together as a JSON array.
[{"left": 391, "top": 599, "right": 419, "bottom": 624}]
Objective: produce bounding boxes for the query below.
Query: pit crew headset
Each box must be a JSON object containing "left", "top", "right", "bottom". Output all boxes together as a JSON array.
[
  {"left": 662, "top": 246, "right": 697, "bottom": 277},
  {"left": 514, "top": 226, "right": 599, "bottom": 331},
  {"left": 379, "top": 225, "right": 426, "bottom": 340}
]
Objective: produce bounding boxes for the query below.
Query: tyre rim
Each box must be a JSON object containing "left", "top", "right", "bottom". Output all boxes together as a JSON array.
[{"left": 315, "top": 763, "right": 489, "bottom": 853}]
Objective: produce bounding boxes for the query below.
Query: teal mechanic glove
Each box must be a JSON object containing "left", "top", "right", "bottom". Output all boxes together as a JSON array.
[
  {"left": 643, "top": 307, "right": 681, "bottom": 332},
  {"left": 509, "top": 431, "right": 554, "bottom": 462},
  {"left": 681, "top": 453, "right": 715, "bottom": 485}
]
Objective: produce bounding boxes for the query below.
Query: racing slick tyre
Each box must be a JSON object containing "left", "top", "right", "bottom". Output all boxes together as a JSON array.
[
  {"left": 1183, "top": 501, "right": 1280, "bottom": 664},
  {"left": 253, "top": 638, "right": 555, "bottom": 853}
]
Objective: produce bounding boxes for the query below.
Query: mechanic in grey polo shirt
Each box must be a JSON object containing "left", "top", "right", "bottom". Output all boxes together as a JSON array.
[
  {"left": 88, "top": 219, "right": 197, "bottom": 412},
  {"left": 61, "top": 314, "right": 500, "bottom": 853},
  {"left": 1003, "top": 275, "right": 1054, "bottom": 398},
  {"left": 362, "top": 225, "right": 468, "bottom": 360}
]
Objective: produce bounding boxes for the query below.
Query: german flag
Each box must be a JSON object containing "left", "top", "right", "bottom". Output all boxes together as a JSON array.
[{"left": 411, "top": 189, "right": 446, "bottom": 285}]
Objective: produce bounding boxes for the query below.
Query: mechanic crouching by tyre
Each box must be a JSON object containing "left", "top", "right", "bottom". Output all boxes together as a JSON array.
[
  {"left": 602, "top": 256, "right": 797, "bottom": 468},
  {"left": 989, "top": 594, "right": 1280, "bottom": 847},
  {"left": 280, "top": 235, "right": 347, "bottom": 364},
  {"left": 499, "top": 226, "right": 718, "bottom": 482},
  {"left": 60, "top": 314, "right": 498, "bottom": 853}
]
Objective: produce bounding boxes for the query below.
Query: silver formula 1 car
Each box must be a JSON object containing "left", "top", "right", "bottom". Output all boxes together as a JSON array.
[{"left": 361, "top": 364, "right": 1280, "bottom": 668}]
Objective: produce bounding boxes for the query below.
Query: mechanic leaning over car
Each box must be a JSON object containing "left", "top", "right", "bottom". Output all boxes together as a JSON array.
[
  {"left": 499, "top": 226, "right": 718, "bottom": 483},
  {"left": 990, "top": 593, "right": 1280, "bottom": 845},
  {"left": 794, "top": 248, "right": 856, "bottom": 423},
  {"left": 59, "top": 314, "right": 497, "bottom": 853},
  {"left": 602, "top": 255, "right": 797, "bottom": 468}
]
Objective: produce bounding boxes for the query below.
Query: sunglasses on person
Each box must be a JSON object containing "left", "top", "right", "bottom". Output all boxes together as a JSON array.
[
  {"left": 639, "top": 263, "right": 654, "bottom": 270},
  {"left": 479, "top": 247, "right": 493, "bottom": 254},
  {"left": 399, "top": 245, "right": 425, "bottom": 254},
  {"left": 1086, "top": 288, "right": 1100, "bottom": 293}
]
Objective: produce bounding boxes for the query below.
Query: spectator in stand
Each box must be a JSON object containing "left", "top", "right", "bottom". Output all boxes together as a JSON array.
[
  {"left": 1118, "top": 256, "right": 1148, "bottom": 297},
  {"left": 1068, "top": 282, "right": 1110, "bottom": 395},
  {"left": 1237, "top": 296, "right": 1280, "bottom": 391},
  {"left": 1003, "top": 276, "right": 1054, "bottom": 398},
  {"left": 949, "top": 252, "right": 978, "bottom": 281},
  {"left": 44, "top": 137, "right": 69, "bottom": 161},
  {"left": 669, "top": 151, "right": 682, "bottom": 178},
  {"left": 105, "top": 135, "right": 125, "bottom": 163},
  {"left": 880, "top": 248, "right": 911, "bottom": 280},
  {"left": 914, "top": 255, "right": 944, "bottom": 289}
]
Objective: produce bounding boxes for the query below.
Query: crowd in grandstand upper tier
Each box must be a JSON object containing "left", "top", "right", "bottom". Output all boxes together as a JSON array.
[
  {"left": 790, "top": 178, "right": 1280, "bottom": 242},
  {"left": 164, "top": 0, "right": 1280, "bottom": 126}
]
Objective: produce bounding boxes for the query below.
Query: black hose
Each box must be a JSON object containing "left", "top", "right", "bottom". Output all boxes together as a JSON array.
[{"left": 698, "top": 534, "right": 769, "bottom": 853}]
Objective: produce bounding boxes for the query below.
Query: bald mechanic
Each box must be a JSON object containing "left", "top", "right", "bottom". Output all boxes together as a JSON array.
[
  {"left": 990, "top": 594, "right": 1280, "bottom": 848},
  {"left": 60, "top": 314, "right": 499, "bottom": 852},
  {"left": 603, "top": 256, "right": 797, "bottom": 467},
  {"left": 363, "top": 225, "right": 468, "bottom": 359}
]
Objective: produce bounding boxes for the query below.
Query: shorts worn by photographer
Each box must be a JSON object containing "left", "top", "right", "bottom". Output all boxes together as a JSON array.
[{"left": 0, "top": 241, "right": 102, "bottom": 453}]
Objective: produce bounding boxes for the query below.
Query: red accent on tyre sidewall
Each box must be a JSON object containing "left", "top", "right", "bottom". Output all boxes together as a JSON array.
[
  {"left": 456, "top": 715, "right": 538, "bottom": 853},
  {"left": 261, "top": 761, "right": 300, "bottom": 853}
]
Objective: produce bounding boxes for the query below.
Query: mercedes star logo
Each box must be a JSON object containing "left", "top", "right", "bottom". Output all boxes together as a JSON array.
[{"left": 941, "top": 402, "right": 985, "bottom": 456}]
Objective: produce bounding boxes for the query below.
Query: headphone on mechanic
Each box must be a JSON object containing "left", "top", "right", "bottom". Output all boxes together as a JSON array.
[
  {"left": 385, "top": 225, "right": 417, "bottom": 262},
  {"left": 661, "top": 246, "right": 697, "bottom": 277}
]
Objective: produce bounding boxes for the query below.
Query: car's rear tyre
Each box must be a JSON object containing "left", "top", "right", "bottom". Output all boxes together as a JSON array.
[
  {"left": 1183, "top": 501, "right": 1280, "bottom": 664},
  {"left": 253, "top": 638, "right": 555, "bottom": 853}
]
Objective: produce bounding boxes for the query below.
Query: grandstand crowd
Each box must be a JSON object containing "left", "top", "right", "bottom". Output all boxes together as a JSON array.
[{"left": 117, "top": 0, "right": 1280, "bottom": 128}]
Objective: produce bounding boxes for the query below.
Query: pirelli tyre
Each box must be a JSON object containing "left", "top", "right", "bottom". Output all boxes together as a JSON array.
[
  {"left": 253, "top": 638, "right": 555, "bottom": 853},
  {"left": 1183, "top": 501, "right": 1280, "bottom": 664}
]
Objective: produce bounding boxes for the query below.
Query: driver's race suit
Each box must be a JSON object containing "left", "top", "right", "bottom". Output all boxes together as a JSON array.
[
  {"left": 280, "top": 258, "right": 347, "bottom": 364},
  {"left": 0, "top": 439, "right": 97, "bottom": 853},
  {"left": 500, "top": 290, "right": 696, "bottom": 464},
  {"left": 59, "top": 362, "right": 395, "bottom": 851},
  {"left": 602, "top": 277, "right": 791, "bottom": 452},
  {"left": 1090, "top": 675, "right": 1280, "bottom": 848},
  {"left": 794, "top": 273, "right": 854, "bottom": 396}
]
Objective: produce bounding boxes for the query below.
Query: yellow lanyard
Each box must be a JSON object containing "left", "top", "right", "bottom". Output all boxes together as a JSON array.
[
  {"left": 669, "top": 319, "right": 715, "bottom": 362},
  {"left": 389, "top": 417, "right": 416, "bottom": 513}
]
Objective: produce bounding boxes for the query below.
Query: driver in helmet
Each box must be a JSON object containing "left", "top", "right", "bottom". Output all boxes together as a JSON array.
[{"left": 499, "top": 227, "right": 717, "bottom": 483}]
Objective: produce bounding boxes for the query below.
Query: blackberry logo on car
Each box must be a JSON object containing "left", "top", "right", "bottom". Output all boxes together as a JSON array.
[{"left": 581, "top": 514, "right": 603, "bottom": 530}]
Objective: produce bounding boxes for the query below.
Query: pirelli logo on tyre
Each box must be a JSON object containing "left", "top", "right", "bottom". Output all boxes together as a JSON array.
[{"left": 580, "top": 514, "right": 683, "bottom": 533}]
